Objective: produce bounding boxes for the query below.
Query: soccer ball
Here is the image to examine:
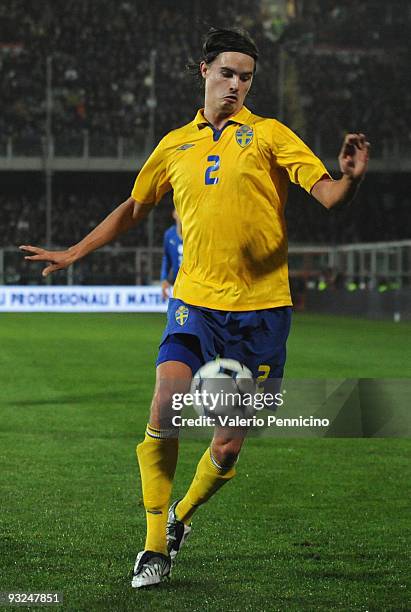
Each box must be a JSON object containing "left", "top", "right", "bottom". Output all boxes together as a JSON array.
[{"left": 190, "top": 358, "right": 255, "bottom": 419}]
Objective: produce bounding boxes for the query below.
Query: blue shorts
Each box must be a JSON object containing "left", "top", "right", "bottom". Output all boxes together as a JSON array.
[{"left": 156, "top": 298, "right": 292, "bottom": 378}]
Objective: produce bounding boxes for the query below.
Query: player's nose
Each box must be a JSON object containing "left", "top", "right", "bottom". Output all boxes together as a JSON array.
[{"left": 230, "top": 75, "right": 239, "bottom": 91}]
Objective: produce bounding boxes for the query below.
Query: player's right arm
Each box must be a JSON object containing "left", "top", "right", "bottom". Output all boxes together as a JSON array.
[
  {"left": 19, "top": 197, "right": 154, "bottom": 277},
  {"left": 21, "top": 133, "right": 171, "bottom": 278}
]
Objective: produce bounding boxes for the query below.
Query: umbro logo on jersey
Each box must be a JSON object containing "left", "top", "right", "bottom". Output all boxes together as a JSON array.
[
  {"left": 235, "top": 125, "right": 253, "bottom": 148},
  {"left": 177, "top": 143, "right": 195, "bottom": 150}
]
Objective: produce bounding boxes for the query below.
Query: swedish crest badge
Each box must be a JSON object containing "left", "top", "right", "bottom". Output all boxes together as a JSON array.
[{"left": 235, "top": 125, "right": 253, "bottom": 148}]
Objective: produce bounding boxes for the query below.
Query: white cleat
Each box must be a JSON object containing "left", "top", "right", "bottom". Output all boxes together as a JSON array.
[{"left": 131, "top": 550, "right": 171, "bottom": 588}]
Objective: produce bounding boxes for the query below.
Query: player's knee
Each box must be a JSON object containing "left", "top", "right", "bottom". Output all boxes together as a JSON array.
[
  {"left": 212, "top": 439, "right": 242, "bottom": 468},
  {"left": 149, "top": 367, "right": 192, "bottom": 428}
]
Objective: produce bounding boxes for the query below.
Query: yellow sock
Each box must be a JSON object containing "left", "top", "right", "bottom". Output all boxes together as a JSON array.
[
  {"left": 136, "top": 424, "right": 178, "bottom": 555},
  {"left": 176, "top": 448, "right": 236, "bottom": 525}
]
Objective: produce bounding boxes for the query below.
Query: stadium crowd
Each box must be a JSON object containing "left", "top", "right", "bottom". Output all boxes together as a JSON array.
[
  {"left": 1, "top": 173, "right": 408, "bottom": 250},
  {"left": 1, "top": 1, "right": 410, "bottom": 284},
  {"left": 0, "top": 0, "right": 409, "bottom": 149},
  {"left": 0, "top": 0, "right": 277, "bottom": 147}
]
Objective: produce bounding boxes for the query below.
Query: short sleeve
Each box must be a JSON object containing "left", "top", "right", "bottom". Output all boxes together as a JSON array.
[
  {"left": 131, "top": 137, "right": 172, "bottom": 204},
  {"left": 271, "top": 120, "right": 331, "bottom": 193}
]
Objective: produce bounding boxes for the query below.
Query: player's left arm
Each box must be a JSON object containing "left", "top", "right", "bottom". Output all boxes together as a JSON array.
[{"left": 311, "top": 133, "right": 370, "bottom": 209}]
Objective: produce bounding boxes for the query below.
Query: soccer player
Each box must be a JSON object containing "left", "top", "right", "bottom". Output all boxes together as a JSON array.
[
  {"left": 20, "top": 27, "right": 370, "bottom": 588},
  {"left": 160, "top": 208, "right": 183, "bottom": 299}
]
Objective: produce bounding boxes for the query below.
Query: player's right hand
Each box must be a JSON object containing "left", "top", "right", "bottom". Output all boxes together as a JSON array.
[{"left": 19, "top": 245, "right": 76, "bottom": 277}]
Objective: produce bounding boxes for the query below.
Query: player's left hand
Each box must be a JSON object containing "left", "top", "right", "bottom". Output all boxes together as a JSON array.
[
  {"left": 338, "top": 133, "right": 370, "bottom": 181},
  {"left": 161, "top": 280, "right": 171, "bottom": 300}
]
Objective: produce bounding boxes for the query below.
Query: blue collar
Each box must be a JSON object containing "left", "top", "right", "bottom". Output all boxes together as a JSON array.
[{"left": 198, "top": 120, "right": 237, "bottom": 142}]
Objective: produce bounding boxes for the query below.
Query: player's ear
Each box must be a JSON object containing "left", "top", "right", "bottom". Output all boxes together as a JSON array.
[{"left": 199, "top": 61, "right": 208, "bottom": 80}]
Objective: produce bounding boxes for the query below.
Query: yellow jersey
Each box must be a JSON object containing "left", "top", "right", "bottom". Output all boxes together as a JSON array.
[{"left": 131, "top": 106, "right": 330, "bottom": 311}]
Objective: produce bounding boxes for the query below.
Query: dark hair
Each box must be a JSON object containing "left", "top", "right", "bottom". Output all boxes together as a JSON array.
[
  {"left": 202, "top": 27, "right": 259, "bottom": 65},
  {"left": 187, "top": 26, "right": 259, "bottom": 86}
]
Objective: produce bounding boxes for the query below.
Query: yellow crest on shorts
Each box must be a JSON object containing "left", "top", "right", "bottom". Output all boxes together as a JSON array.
[{"left": 175, "top": 305, "right": 189, "bottom": 326}]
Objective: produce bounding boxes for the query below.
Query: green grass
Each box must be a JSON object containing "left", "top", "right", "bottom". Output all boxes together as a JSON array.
[{"left": 0, "top": 313, "right": 410, "bottom": 611}]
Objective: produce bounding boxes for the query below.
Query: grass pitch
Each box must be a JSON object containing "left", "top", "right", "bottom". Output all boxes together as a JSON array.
[{"left": 0, "top": 313, "right": 410, "bottom": 611}]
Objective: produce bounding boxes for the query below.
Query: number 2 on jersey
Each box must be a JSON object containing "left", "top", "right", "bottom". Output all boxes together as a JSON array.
[{"left": 205, "top": 155, "right": 220, "bottom": 185}]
